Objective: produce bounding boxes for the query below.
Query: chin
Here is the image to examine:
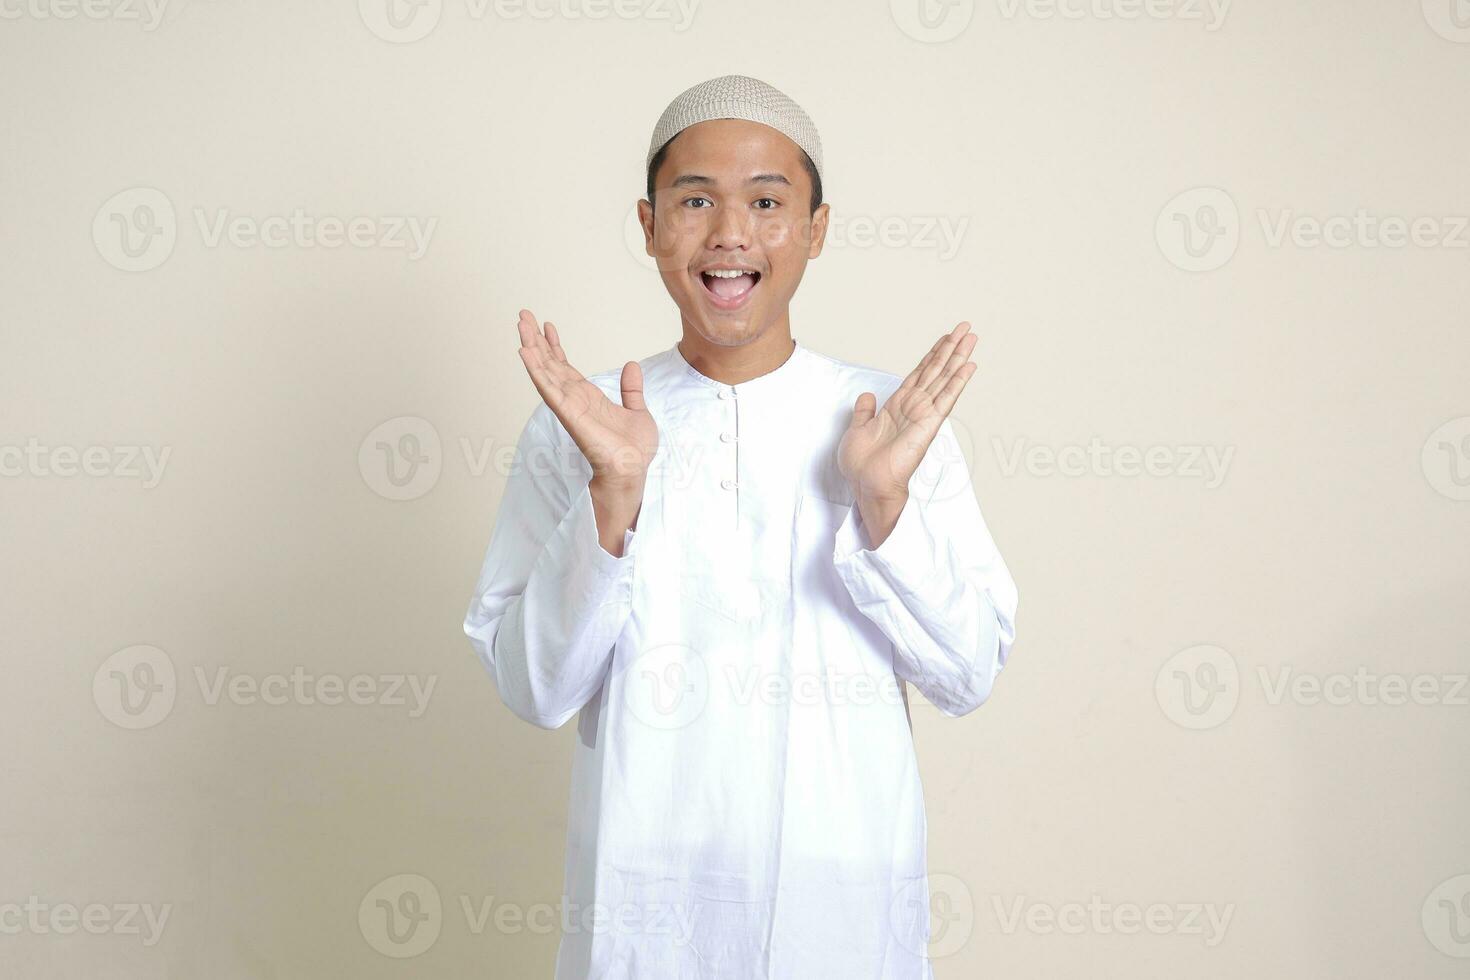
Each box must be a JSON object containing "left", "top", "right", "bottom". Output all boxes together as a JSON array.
[{"left": 685, "top": 313, "right": 766, "bottom": 348}]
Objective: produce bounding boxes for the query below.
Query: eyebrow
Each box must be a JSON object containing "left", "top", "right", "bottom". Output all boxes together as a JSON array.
[{"left": 669, "top": 173, "right": 792, "bottom": 189}]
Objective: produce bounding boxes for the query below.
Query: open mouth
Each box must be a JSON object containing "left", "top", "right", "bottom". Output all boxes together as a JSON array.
[{"left": 697, "top": 268, "right": 762, "bottom": 310}]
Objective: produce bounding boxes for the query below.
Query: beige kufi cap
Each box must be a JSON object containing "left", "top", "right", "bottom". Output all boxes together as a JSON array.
[{"left": 646, "top": 74, "right": 823, "bottom": 182}]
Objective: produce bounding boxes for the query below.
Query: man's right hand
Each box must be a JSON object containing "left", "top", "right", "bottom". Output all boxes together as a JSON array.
[{"left": 515, "top": 309, "right": 657, "bottom": 555}]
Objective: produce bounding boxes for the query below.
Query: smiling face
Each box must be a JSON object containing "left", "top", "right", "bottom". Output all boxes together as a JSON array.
[{"left": 638, "top": 118, "right": 829, "bottom": 349}]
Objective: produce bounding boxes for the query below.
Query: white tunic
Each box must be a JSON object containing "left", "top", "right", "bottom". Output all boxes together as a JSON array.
[{"left": 463, "top": 337, "right": 1019, "bottom": 979}]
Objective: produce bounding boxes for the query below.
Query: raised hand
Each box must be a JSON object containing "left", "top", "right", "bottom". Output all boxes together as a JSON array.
[
  {"left": 838, "top": 322, "right": 978, "bottom": 510},
  {"left": 516, "top": 309, "right": 659, "bottom": 494}
]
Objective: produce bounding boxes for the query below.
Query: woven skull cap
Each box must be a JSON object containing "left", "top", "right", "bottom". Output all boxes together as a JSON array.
[{"left": 646, "top": 74, "right": 823, "bottom": 185}]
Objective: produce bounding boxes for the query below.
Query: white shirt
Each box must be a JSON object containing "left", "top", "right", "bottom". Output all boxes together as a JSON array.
[{"left": 463, "top": 337, "right": 1018, "bottom": 979}]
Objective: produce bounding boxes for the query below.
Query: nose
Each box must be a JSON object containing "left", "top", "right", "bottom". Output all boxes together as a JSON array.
[{"left": 704, "top": 201, "right": 751, "bottom": 252}]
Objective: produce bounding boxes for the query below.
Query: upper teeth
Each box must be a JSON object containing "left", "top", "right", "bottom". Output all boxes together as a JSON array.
[{"left": 706, "top": 269, "right": 754, "bottom": 278}]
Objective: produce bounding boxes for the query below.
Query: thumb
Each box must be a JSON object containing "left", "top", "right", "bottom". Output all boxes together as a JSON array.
[
  {"left": 620, "top": 360, "right": 647, "bottom": 413},
  {"left": 850, "top": 391, "right": 877, "bottom": 427}
]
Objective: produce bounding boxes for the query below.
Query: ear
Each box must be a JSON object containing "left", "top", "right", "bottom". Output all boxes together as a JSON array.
[
  {"left": 806, "top": 202, "right": 830, "bottom": 260},
  {"left": 636, "top": 198, "right": 655, "bottom": 256}
]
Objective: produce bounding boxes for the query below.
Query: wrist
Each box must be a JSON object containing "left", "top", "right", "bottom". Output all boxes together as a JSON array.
[
  {"left": 853, "top": 488, "right": 907, "bottom": 550},
  {"left": 590, "top": 473, "right": 646, "bottom": 504},
  {"left": 855, "top": 485, "right": 908, "bottom": 509}
]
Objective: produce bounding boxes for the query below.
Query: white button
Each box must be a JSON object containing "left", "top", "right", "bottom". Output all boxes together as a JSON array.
[
  {"left": 719, "top": 432, "right": 736, "bottom": 443},
  {"left": 720, "top": 479, "right": 737, "bottom": 490},
  {"left": 717, "top": 388, "right": 733, "bottom": 400}
]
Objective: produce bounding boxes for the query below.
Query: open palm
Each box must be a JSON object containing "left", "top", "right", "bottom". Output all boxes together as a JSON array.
[
  {"left": 838, "top": 322, "right": 979, "bottom": 502},
  {"left": 516, "top": 309, "right": 659, "bottom": 488}
]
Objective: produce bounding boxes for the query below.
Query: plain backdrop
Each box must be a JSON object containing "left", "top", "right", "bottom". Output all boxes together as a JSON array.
[{"left": 2, "top": 0, "right": 1468, "bottom": 976}]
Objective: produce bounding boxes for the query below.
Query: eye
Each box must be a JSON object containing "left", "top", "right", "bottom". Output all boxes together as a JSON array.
[
  {"left": 753, "top": 198, "right": 779, "bottom": 210},
  {"left": 683, "top": 196, "right": 713, "bottom": 208}
]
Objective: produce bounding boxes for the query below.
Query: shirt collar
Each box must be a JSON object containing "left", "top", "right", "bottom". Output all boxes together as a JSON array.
[{"left": 668, "top": 336, "right": 810, "bottom": 396}]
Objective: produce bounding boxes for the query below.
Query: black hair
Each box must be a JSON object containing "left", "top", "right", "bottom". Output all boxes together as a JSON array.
[{"left": 645, "top": 136, "right": 823, "bottom": 214}]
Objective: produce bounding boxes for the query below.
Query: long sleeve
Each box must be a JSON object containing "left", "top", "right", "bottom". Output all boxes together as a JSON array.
[
  {"left": 462, "top": 402, "right": 640, "bottom": 730},
  {"left": 831, "top": 417, "right": 1018, "bottom": 718}
]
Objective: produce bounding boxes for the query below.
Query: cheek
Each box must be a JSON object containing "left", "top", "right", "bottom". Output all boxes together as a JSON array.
[
  {"left": 651, "top": 212, "right": 699, "bottom": 267},
  {"left": 757, "top": 211, "right": 821, "bottom": 254},
  {"left": 756, "top": 218, "right": 796, "bottom": 250}
]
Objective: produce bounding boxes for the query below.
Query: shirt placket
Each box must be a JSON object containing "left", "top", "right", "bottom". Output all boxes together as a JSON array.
[
  {"left": 712, "top": 380, "right": 766, "bottom": 623},
  {"left": 716, "top": 383, "right": 740, "bottom": 527}
]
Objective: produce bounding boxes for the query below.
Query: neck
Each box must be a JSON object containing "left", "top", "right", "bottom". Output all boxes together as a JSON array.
[{"left": 677, "top": 315, "right": 796, "bottom": 386}]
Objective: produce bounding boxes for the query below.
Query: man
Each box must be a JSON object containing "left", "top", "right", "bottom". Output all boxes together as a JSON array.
[{"left": 463, "top": 74, "right": 1018, "bottom": 979}]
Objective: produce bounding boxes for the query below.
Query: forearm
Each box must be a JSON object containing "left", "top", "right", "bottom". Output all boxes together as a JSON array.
[
  {"left": 834, "top": 490, "right": 1018, "bottom": 718},
  {"left": 465, "top": 479, "right": 638, "bottom": 729}
]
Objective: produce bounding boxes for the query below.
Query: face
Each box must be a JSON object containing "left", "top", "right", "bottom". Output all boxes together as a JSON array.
[{"left": 638, "top": 119, "right": 829, "bottom": 348}]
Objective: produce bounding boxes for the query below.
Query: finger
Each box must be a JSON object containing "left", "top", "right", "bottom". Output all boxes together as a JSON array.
[
  {"left": 520, "top": 313, "right": 583, "bottom": 391},
  {"left": 916, "top": 322, "right": 970, "bottom": 391},
  {"left": 903, "top": 330, "right": 952, "bottom": 392},
  {"left": 544, "top": 320, "right": 570, "bottom": 365},
  {"left": 620, "top": 360, "right": 647, "bottom": 413},
  {"left": 898, "top": 335, "right": 947, "bottom": 391},
  {"left": 850, "top": 391, "right": 877, "bottom": 427},
  {"left": 518, "top": 309, "right": 551, "bottom": 357},
  {"left": 518, "top": 345, "right": 562, "bottom": 408},
  {"left": 516, "top": 309, "right": 539, "bottom": 349},
  {"left": 915, "top": 324, "right": 970, "bottom": 394},
  {"left": 932, "top": 359, "right": 977, "bottom": 417},
  {"left": 923, "top": 331, "right": 977, "bottom": 396}
]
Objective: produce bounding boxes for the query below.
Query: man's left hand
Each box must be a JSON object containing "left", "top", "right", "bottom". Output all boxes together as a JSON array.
[{"left": 838, "top": 322, "right": 979, "bottom": 547}]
